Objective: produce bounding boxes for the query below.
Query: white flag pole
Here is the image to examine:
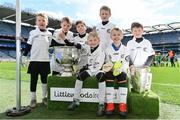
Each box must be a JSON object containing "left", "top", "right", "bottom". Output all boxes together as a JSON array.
[
  {"left": 6, "top": 0, "right": 31, "bottom": 116},
  {"left": 16, "top": 0, "right": 21, "bottom": 110}
]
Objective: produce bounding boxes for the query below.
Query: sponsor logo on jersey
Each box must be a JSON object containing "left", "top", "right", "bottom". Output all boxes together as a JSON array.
[
  {"left": 113, "top": 52, "right": 119, "bottom": 55},
  {"left": 131, "top": 48, "right": 135, "bottom": 51},
  {"left": 94, "top": 62, "right": 99, "bottom": 66}
]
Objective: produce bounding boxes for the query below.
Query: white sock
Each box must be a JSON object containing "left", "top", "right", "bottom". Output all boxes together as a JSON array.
[
  {"left": 106, "top": 87, "right": 114, "bottom": 103},
  {"left": 42, "top": 83, "right": 47, "bottom": 98},
  {"left": 30, "top": 92, "right": 36, "bottom": 100},
  {"left": 119, "top": 87, "right": 128, "bottom": 104},
  {"left": 74, "top": 79, "right": 83, "bottom": 100},
  {"left": 98, "top": 81, "right": 106, "bottom": 104}
]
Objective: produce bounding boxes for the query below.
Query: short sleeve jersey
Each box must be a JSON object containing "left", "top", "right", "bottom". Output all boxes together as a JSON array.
[
  {"left": 27, "top": 27, "right": 52, "bottom": 61},
  {"left": 127, "top": 37, "right": 155, "bottom": 68},
  {"left": 96, "top": 22, "right": 115, "bottom": 49}
]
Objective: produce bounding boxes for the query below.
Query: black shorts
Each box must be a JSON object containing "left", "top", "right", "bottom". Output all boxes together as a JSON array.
[
  {"left": 105, "top": 71, "right": 127, "bottom": 81},
  {"left": 27, "top": 61, "right": 50, "bottom": 75}
]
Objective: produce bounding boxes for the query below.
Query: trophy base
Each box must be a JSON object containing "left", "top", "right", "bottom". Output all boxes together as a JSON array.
[{"left": 61, "top": 72, "right": 73, "bottom": 77}]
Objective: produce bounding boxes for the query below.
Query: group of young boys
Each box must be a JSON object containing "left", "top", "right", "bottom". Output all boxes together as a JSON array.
[{"left": 23, "top": 5, "right": 155, "bottom": 117}]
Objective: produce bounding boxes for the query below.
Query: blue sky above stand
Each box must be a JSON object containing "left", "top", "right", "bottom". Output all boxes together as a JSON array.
[{"left": 1, "top": 0, "right": 180, "bottom": 29}]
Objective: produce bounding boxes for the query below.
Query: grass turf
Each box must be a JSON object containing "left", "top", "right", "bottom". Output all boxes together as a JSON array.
[
  {"left": 48, "top": 76, "right": 160, "bottom": 118},
  {"left": 1, "top": 79, "right": 180, "bottom": 119},
  {"left": 1, "top": 62, "right": 179, "bottom": 105},
  {"left": 0, "top": 61, "right": 180, "bottom": 119},
  {"left": 151, "top": 67, "right": 180, "bottom": 105}
]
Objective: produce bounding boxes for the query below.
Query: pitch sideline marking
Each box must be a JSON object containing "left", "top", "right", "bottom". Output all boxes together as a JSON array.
[{"left": 152, "top": 82, "right": 180, "bottom": 87}]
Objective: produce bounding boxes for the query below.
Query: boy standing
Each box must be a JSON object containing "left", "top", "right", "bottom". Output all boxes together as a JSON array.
[
  {"left": 127, "top": 22, "right": 155, "bottom": 90},
  {"left": 67, "top": 32, "right": 106, "bottom": 117},
  {"left": 23, "top": 13, "right": 52, "bottom": 108},
  {"left": 96, "top": 5, "right": 115, "bottom": 50},
  {"left": 103, "top": 28, "right": 129, "bottom": 117}
]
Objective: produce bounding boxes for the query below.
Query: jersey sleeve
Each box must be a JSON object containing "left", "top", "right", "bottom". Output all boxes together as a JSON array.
[
  {"left": 48, "top": 32, "right": 52, "bottom": 46},
  {"left": 96, "top": 51, "right": 105, "bottom": 70},
  {"left": 148, "top": 41, "right": 155, "bottom": 56},
  {"left": 121, "top": 48, "right": 130, "bottom": 73},
  {"left": 27, "top": 31, "right": 33, "bottom": 45},
  {"left": 104, "top": 48, "right": 111, "bottom": 63},
  {"left": 52, "top": 29, "right": 60, "bottom": 42}
]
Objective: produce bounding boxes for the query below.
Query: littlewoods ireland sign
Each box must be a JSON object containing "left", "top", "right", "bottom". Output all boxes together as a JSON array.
[{"left": 50, "top": 87, "right": 120, "bottom": 103}]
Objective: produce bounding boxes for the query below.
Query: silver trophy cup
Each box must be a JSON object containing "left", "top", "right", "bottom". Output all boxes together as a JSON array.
[
  {"left": 54, "top": 46, "right": 78, "bottom": 76},
  {"left": 131, "top": 68, "right": 152, "bottom": 93}
]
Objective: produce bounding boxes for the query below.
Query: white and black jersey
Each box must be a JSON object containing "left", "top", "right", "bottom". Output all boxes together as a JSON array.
[
  {"left": 52, "top": 28, "right": 74, "bottom": 45},
  {"left": 27, "top": 27, "right": 52, "bottom": 62},
  {"left": 96, "top": 22, "right": 115, "bottom": 50},
  {"left": 85, "top": 45, "right": 105, "bottom": 75},
  {"left": 72, "top": 33, "right": 88, "bottom": 45},
  {"left": 105, "top": 43, "right": 129, "bottom": 72},
  {"left": 72, "top": 34, "right": 89, "bottom": 70},
  {"left": 127, "top": 37, "right": 155, "bottom": 68},
  {"left": 50, "top": 29, "right": 74, "bottom": 73}
]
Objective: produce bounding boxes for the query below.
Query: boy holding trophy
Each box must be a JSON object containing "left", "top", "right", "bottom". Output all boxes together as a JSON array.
[{"left": 127, "top": 22, "right": 155, "bottom": 93}]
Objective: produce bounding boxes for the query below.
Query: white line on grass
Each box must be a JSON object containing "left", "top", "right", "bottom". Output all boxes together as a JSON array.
[{"left": 152, "top": 82, "right": 180, "bottom": 87}]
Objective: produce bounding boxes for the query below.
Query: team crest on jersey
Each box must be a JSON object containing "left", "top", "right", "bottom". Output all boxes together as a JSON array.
[
  {"left": 143, "top": 47, "right": 147, "bottom": 52},
  {"left": 107, "top": 29, "right": 111, "bottom": 33},
  {"left": 89, "top": 59, "right": 93, "bottom": 63},
  {"left": 48, "top": 36, "right": 52, "bottom": 41},
  {"left": 121, "top": 54, "right": 125, "bottom": 58}
]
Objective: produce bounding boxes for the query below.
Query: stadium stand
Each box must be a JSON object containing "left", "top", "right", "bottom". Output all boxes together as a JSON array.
[{"left": 0, "top": 5, "right": 180, "bottom": 60}]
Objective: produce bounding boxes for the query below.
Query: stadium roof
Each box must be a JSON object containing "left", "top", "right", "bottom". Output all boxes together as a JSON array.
[
  {"left": 123, "top": 22, "right": 180, "bottom": 35},
  {"left": 0, "top": 5, "right": 60, "bottom": 29},
  {"left": 0, "top": 5, "right": 180, "bottom": 35}
]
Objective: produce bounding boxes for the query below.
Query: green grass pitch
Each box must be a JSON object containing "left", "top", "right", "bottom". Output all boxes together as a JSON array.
[{"left": 0, "top": 61, "right": 180, "bottom": 119}]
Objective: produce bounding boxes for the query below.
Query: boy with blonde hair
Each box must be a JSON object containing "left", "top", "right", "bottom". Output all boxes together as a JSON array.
[
  {"left": 68, "top": 32, "right": 106, "bottom": 117},
  {"left": 103, "top": 28, "right": 129, "bottom": 116}
]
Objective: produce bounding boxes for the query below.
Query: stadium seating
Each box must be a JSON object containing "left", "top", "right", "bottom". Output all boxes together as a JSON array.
[
  {"left": 0, "top": 49, "right": 15, "bottom": 60},
  {"left": 0, "top": 21, "right": 15, "bottom": 36},
  {"left": 0, "top": 20, "right": 180, "bottom": 60},
  {"left": 0, "top": 21, "right": 34, "bottom": 37}
]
